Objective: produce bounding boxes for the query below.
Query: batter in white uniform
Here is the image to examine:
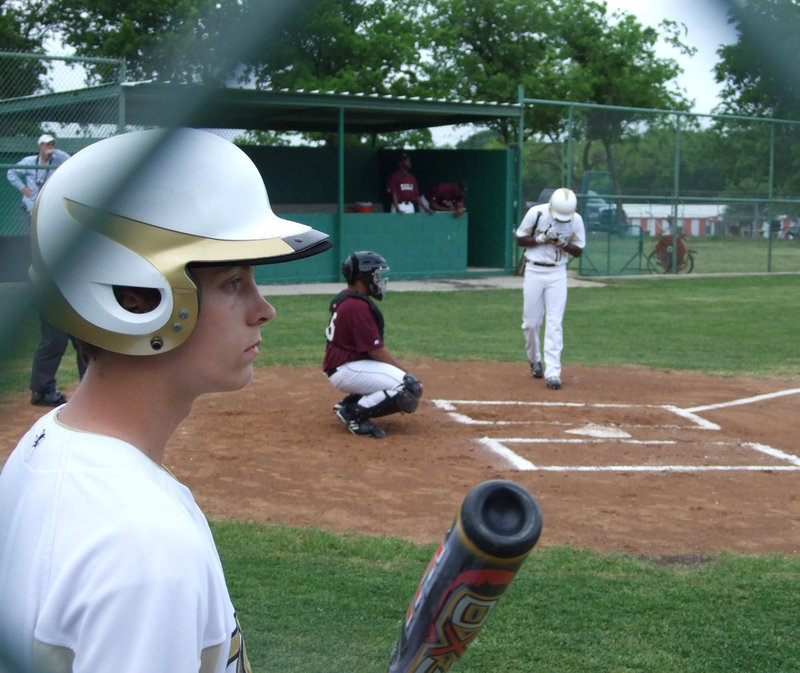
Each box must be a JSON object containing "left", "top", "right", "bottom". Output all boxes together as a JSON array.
[{"left": 515, "top": 188, "right": 586, "bottom": 389}]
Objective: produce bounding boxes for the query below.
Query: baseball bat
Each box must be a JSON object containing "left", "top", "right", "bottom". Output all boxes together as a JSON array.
[{"left": 387, "top": 479, "right": 543, "bottom": 673}]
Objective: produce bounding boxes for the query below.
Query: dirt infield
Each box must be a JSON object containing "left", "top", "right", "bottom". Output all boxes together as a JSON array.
[{"left": 2, "top": 361, "right": 799, "bottom": 556}]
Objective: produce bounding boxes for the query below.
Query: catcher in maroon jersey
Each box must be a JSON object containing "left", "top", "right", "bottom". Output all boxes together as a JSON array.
[{"left": 323, "top": 251, "right": 423, "bottom": 438}]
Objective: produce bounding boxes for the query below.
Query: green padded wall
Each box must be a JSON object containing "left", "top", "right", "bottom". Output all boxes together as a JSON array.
[
  {"left": 253, "top": 212, "right": 469, "bottom": 285},
  {"left": 2, "top": 143, "right": 515, "bottom": 284}
]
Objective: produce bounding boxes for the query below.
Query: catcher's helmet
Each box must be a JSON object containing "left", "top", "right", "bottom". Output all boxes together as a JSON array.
[
  {"left": 342, "top": 251, "right": 389, "bottom": 300},
  {"left": 30, "top": 128, "right": 330, "bottom": 356},
  {"left": 549, "top": 187, "right": 577, "bottom": 222}
]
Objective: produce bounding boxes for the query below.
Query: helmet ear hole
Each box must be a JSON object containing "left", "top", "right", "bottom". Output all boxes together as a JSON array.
[{"left": 113, "top": 286, "right": 162, "bottom": 315}]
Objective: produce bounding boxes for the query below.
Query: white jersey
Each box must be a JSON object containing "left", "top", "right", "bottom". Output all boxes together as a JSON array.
[
  {"left": 0, "top": 409, "right": 250, "bottom": 673},
  {"left": 515, "top": 203, "right": 586, "bottom": 267}
]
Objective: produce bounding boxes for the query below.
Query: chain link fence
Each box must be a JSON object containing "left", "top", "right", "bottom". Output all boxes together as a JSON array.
[
  {"left": 1, "top": 52, "right": 124, "bottom": 238},
  {"left": 2, "top": 54, "right": 799, "bottom": 277},
  {"left": 519, "top": 97, "right": 800, "bottom": 275}
]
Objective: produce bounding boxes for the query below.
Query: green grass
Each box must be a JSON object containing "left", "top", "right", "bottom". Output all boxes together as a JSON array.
[
  {"left": 263, "top": 274, "right": 800, "bottom": 377},
  {"left": 3, "top": 275, "right": 800, "bottom": 672},
  {"left": 580, "top": 234, "right": 800, "bottom": 276},
  {"left": 688, "top": 236, "right": 800, "bottom": 274},
  {"left": 2, "top": 274, "right": 799, "bottom": 395},
  {"left": 215, "top": 521, "right": 800, "bottom": 673}
]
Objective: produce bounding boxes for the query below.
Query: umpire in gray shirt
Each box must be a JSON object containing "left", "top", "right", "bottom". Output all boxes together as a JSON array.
[{"left": 7, "top": 134, "right": 86, "bottom": 405}]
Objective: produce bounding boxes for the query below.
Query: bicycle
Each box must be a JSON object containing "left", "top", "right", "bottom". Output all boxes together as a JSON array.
[{"left": 646, "top": 233, "right": 695, "bottom": 274}]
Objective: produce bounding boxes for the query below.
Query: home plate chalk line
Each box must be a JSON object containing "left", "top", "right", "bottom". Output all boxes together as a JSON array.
[{"left": 432, "top": 387, "right": 800, "bottom": 472}]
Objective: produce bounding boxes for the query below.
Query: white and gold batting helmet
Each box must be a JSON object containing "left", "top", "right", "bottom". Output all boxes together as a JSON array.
[
  {"left": 30, "top": 128, "right": 330, "bottom": 355},
  {"left": 548, "top": 187, "right": 577, "bottom": 222}
]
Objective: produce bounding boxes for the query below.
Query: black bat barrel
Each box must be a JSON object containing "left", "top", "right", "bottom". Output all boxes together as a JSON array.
[{"left": 387, "top": 480, "right": 542, "bottom": 673}]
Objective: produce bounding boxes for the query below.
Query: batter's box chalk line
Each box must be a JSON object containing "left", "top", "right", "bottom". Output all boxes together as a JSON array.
[{"left": 432, "top": 388, "right": 800, "bottom": 472}]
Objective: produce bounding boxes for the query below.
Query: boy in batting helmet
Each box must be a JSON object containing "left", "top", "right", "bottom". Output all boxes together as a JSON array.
[{"left": 0, "top": 128, "right": 330, "bottom": 672}]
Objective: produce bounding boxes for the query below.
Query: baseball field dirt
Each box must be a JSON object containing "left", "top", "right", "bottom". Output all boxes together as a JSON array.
[{"left": 2, "top": 361, "right": 798, "bottom": 557}]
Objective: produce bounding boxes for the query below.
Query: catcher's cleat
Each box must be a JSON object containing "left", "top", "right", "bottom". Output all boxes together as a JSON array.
[
  {"left": 354, "top": 419, "right": 386, "bottom": 439},
  {"left": 332, "top": 393, "right": 359, "bottom": 414},
  {"left": 334, "top": 406, "right": 351, "bottom": 426},
  {"left": 530, "top": 361, "right": 544, "bottom": 379},
  {"left": 335, "top": 406, "right": 386, "bottom": 438},
  {"left": 546, "top": 377, "right": 562, "bottom": 390},
  {"left": 31, "top": 390, "right": 67, "bottom": 407}
]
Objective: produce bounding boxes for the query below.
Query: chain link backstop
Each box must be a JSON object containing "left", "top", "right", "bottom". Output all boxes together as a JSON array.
[
  {"left": 519, "top": 93, "right": 800, "bottom": 275},
  {"left": 2, "top": 54, "right": 799, "bottom": 277}
]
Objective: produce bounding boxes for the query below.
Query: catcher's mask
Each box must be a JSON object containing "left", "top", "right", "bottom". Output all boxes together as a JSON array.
[
  {"left": 342, "top": 251, "right": 389, "bottom": 300},
  {"left": 30, "top": 128, "right": 330, "bottom": 355}
]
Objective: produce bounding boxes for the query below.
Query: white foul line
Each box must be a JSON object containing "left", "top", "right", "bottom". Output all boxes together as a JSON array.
[
  {"left": 661, "top": 405, "right": 720, "bottom": 430},
  {"left": 684, "top": 387, "right": 800, "bottom": 413},
  {"left": 744, "top": 442, "right": 800, "bottom": 466}
]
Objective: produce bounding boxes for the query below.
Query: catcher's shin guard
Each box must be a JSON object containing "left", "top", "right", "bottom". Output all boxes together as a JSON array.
[{"left": 360, "top": 374, "right": 423, "bottom": 419}]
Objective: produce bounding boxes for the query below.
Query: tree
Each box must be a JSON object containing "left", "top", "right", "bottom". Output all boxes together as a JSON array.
[
  {"left": 0, "top": 0, "right": 49, "bottom": 134},
  {"left": 237, "top": 0, "right": 431, "bottom": 146},
  {"left": 714, "top": 0, "right": 800, "bottom": 119},
  {"left": 35, "top": 0, "right": 431, "bottom": 146},
  {"left": 553, "top": 2, "right": 691, "bottom": 195},
  {"left": 17, "top": 0, "right": 695, "bottom": 158},
  {"left": 713, "top": 1, "right": 800, "bottom": 199},
  {"left": 416, "top": 0, "right": 692, "bottom": 209},
  {"left": 40, "top": 0, "right": 307, "bottom": 84}
]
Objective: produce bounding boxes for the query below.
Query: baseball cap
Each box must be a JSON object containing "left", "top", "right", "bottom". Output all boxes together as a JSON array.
[{"left": 38, "top": 134, "right": 55, "bottom": 144}]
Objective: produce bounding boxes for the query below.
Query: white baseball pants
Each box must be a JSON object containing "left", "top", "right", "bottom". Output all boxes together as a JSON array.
[
  {"left": 326, "top": 359, "right": 406, "bottom": 409},
  {"left": 521, "top": 264, "right": 568, "bottom": 380}
]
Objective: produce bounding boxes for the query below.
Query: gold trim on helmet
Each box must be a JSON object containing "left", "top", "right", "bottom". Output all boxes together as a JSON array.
[{"left": 31, "top": 199, "right": 314, "bottom": 356}]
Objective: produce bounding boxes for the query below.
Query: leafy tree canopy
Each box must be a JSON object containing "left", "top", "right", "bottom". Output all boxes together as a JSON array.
[
  {"left": 414, "top": 0, "right": 691, "bottom": 144},
  {"left": 15, "top": 0, "right": 693, "bottom": 152},
  {"left": 28, "top": 0, "right": 690, "bottom": 107},
  {"left": 1, "top": 0, "right": 49, "bottom": 133},
  {"left": 715, "top": 0, "right": 800, "bottom": 119}
]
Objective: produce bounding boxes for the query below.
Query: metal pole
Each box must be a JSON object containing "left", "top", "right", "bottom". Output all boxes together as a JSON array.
[
  {"left": 518, "top": 85, "right": 525, "bottom": 222},
  {"left": 566, "top": 104, "right": 574, "bottom": 187},
  {"left": 672, "top": 112, "right": 681, "bottom": 273},
  {"left": 338, "top": 105, "right": 345, "bottom": 215},
  {"left": 117, "top": 59, "right": 127, "bottom": 134},
  {"left": 515, "top": 85, "right": 525, "bottom": 271},
  {"left": 767, "top": 123, "right": 775, "bottom": 271}
]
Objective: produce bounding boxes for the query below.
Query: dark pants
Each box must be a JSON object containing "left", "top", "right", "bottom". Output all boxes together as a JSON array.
[{"left": 29, "top": 316, "right": 87, "bottom": 394}]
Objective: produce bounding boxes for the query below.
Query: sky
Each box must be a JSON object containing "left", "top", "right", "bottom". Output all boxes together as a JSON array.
[{"left": 604, "top": 0, "right": 740, "bottom": 114}]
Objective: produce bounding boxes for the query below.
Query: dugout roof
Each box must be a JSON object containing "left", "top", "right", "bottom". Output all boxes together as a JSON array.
[{"left": 0, "top": 81, "right": 523, "bottom": 134}]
